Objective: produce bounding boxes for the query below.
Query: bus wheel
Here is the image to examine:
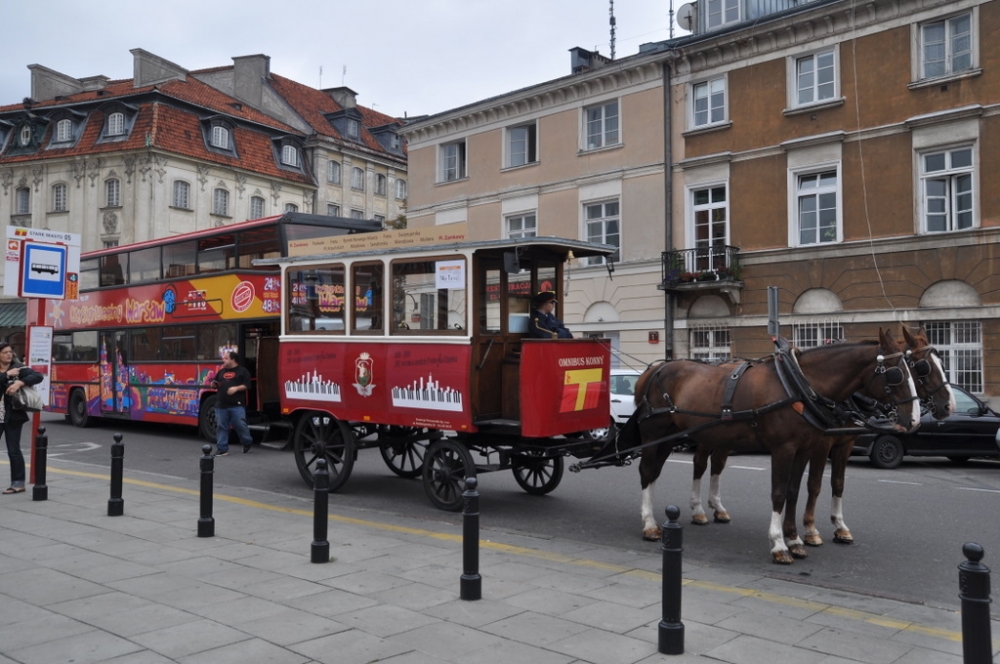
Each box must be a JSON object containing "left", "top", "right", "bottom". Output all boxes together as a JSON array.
[
  {"left": 68, "top": 389, "right": 92, "bottom": 428},
  {"left": 379, "top": 426, "right": 429, "bottom": 478},
  {"left": 512, "top": 451, "right": 564, "bottom": 495},
  {"left": 293, "top": 412, "right": 355, "bottom": 492},
  {"left": 198, "top": 394, "right": 218, "bottom": 443},
  {"left": 422, "top": 439, "right": 475, "bottom": 511}
]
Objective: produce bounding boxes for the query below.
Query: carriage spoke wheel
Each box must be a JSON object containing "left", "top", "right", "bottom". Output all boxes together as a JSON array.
[
  {"left": 293, "top": 412, "right": 355, "bottom": 492},
  {"left": 512, "top": 451, "right": 564, "bottom": 495},
  {"left": 422, "top": 439, "right": 475, "bottom": 511},
  {"left": 379, "top": 426, "right": 429, "bottom": 478}
]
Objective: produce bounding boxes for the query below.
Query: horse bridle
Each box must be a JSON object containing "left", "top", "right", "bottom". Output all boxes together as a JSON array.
[
  {"left": 904, "top": 344, "right": 951, "bottom": 399},
  {"left": 864, "top": 351, "right": 919, "bottom": 421}
]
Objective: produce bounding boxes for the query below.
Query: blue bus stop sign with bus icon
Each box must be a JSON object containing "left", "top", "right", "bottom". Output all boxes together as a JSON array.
[{"left": 20, "top": 242, "right": 67, "bottom": 299}]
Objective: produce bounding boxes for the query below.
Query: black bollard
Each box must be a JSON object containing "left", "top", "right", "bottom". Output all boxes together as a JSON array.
[
  {"left": 460, "top": 476, "right": 482, "bottom": 601},
  {"left": 107, "top": 433, "right": 124, "bottom": 516},
  {"left": 32, "top": 426, "right": 48, "bottom": 502},
  {"left": 658, "top": 505, "right": 684, "bottom": 655},
  {"left": 958, "top": 542, "right": 992, "bottom": 664},
  {"left": 197, "top": 445, "right": 215, "bottom": 537},
  {"left": 311, "top": 458, "right": 330, "bottom": 563}
]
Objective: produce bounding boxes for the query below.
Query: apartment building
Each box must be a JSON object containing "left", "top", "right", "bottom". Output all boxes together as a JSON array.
[{"left": 404, "top": 0, "right": 1000, "bottom": 398}]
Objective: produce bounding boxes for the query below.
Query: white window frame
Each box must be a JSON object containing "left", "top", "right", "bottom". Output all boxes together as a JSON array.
[
  {"left": 395, "top": 179, "right": 407, "bottom": 199},
  {"left": 788, "top": 164, "right": 841, "bottom": 247},
  {"left": 107, "top": 112, "right": 125, "bottom": 136},
  {"left": 506, "top": 213, "right": 537, "bottom": 239},
  {"left": 19, "top": 125, "right": 31, "bottom": 146},
  {"left": 284, "top": 203, "right": 298, "bottom": 213},
  {"left": 706, "top": 0, "right": 740, "bottom": 30},
  {"left": 213, "top": 188, "right": 229, "bottom": 216},
  {"left": 327, "top": 160, "right": 341, "bottom": 184},
  {"left": 15, "top": 187, "right": 30, "bottom": 214},
  {"left": 351, "top": 167, "right": 365, "bottom": 191},
  {"left": 374, "top": 173, "right": 387, "bottom": 196},
  {"left": 250, "top": 195, "right": 266, "bottom": 219},
  {"left": 583, "top": 199, "right": 620, "bottom": 266},
  {"left": 281, "top": 144, "right": 300, "bottom": 167},
  {"left": 792, "top": 321, "right": 844, "bottom": 349},
  {"left": 688, "top": 183, "right": 729, "bottom": 271},
  {"left": 52, "top": 183, "right": 67, "bottom": 212},
  {"left": 210, "top": 125, "right": 230, "bottom": 149},
  {"left": 920, "top": 145, "right": 974, "bottom": 234},
  {"left": 506, "top": 122, "right": 537, "bottom": 168},
  {"left": 55, "top": 119, "right": 73, "bottom": 143},
  {"left": 691, "top": 77, "right": 726, "bottom": 129},
  {"left": 791, "top": 47, "right": 838, "bottom": 108},
  {"left": 440, "top": 141, "right": 466, "bottom": 182},
  {"left": 690, "top": 326, "right": 731, "bottom": 361},
  {"left": 347, "top": 119, "right": 359, "bottom": 139},
  {"left": 327, "top": 203, "right": 341, "bottom": 216},
  {"left": 924, "top": 320, "right": 982, "bottom": 393},
  {"left": 918, "top": 11, "right": 975, "bottom": 81},
  {"left": 172, "top": 180, "right": 190, "bottom": 209},
  {"left": 105, "top": 179, "right": 121, "bottom": 208},
  {"left": 583, "top": 100, "right": 620, "bottom": 150}
]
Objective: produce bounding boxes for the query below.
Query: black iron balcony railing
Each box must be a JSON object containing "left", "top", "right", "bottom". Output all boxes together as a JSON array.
[{"left": 661, "top": 246, "right": 742, "bottom": 288}]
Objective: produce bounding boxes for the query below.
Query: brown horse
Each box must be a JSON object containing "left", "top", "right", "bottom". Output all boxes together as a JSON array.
[
  {"left": 686, "top": 328, "right": 954, "bottom": 550},
  {"left": 631, "top": 329, "right": 920, "bottom": 564}
]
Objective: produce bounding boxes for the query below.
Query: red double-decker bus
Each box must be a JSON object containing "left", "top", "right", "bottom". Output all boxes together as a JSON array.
[{"left": 32, "top": 213, "right": 378, "bottom": 440}]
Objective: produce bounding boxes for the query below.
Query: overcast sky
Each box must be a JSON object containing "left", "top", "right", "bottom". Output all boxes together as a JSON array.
[{"left": 0, "top": 0, "right": 684, "bottom": 119}]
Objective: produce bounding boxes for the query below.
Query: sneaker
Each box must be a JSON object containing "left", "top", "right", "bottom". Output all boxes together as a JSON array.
[
  {"left": 214, "top": 451, "right": 229, "bottom": 457},
  {"left": 243, "top": 445, "right": 252, "bottom": 454}
]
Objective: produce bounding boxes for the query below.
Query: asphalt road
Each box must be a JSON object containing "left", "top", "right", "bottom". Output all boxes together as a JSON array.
[{"left": 21, "top": 412, "right": 1000, "bottom": 617}]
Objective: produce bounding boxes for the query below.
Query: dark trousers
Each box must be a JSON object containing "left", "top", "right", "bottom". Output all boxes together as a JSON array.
[{"left": 3, "top": 420, "right": 25, "bottom": 486}]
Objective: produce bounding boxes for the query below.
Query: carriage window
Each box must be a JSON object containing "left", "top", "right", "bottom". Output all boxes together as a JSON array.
[
  {"left": 390, "top": 258, "right": 467, "bottom": 334},
  {"left": 507, "top": 268, "right": 532, "bottom": 333},
  {"left": 481, "top": 266, "right": 501, "bottom": 334},
  {"left": 287, "top": 265, "right": 346, "bottom": 334},
  {"left": 352, "top": 262, "right": 384, "bottom": 333}
]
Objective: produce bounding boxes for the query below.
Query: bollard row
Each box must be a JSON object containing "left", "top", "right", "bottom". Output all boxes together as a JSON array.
[
  {"left": 958, "top": 542, "right": 992, "bottom": 664},
  {"left": 658, "top": 505, "right": 685, "bottom": 655},
  {"left": 461, "top": 476, "right": 481, "bottom": 601},
  {"left": 311, "top": 458, "right": 330, "bottom": 563},
  {"left": 32, "top": 427, "right": 48, "bottom": 502},
  {"left": 107, "top": 433, "right": 124, "bottom": 516}
]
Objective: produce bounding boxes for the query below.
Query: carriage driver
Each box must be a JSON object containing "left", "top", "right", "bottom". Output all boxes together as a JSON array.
[{"left": 528, "top": 291, "right": 573, "bottom": 339}]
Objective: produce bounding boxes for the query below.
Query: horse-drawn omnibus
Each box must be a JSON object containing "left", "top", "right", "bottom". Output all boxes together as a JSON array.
[
  {"left": 32, "top": 212, "right": 379, "bottom": 439},
  {"left": 258, "top": 224, "right": 616, "bottom": 510}
]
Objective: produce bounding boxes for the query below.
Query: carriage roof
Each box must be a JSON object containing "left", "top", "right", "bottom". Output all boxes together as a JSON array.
[{"left": 255, "top": 235, "right": 617, "bottom": 267}]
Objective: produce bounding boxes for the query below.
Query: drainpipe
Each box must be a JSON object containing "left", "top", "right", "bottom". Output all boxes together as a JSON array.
[{"left": 662, "top": 58, "right": 674, "bottom": 361}]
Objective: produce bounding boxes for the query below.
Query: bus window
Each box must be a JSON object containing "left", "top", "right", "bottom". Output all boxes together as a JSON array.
[
  {"left": 287, "top": 265, "right": 346, "bottom": 333},
  {"left": 72, "top": 331, "right": 98, "bottom": 361},
  {"left": 53, "top": 333, "right": 73, "bottom": 362},
  {"left": 391, "top": 258, "right": 466, "bottom": 334},
  {"left": 100, "top": 255, "right": 126, "bottom": 286},
  {"left": 198, "top": 233, "right": 235, "bottom": 273},
  {"left": 198, "top": 323, "right": 237, "bottom": 361},
  {"left": 129, "top": 246, "right": 162, "bottom": 283},
  {"left": 130, "top": 328, "right": 161, "bottom": 362},
  {"left": 80, "top": 258, "right": 99, "bottom": 291},
  {"left": 237, "top": 226, "right": 282, "bottom": 268},
  {"left": 163, "top": 240, "right": 197, "bottom": 277},
  {"left": 161, "top": 325, "right": 196, "bottom": 361},
  {"left": 352, "top": 262, "right": 383, "bottom": 333}
]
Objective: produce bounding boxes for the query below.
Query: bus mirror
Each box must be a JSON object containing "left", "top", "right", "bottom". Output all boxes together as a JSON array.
[{"left": 503, "top": 251, "right": 520, "bottom": 274}]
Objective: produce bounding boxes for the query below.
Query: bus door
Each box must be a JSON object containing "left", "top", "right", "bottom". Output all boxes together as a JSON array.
[{"left": 100, "top": 330, "right": 129, "bottom": 416}]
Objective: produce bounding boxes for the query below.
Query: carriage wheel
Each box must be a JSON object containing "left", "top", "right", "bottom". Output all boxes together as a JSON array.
[
  {"left": 379, "top": 426, "right": 429, "bottom": 478},
  {"left": 422, "top": 439, "right": 475, "bottom": 511},
  {"left": 869, "top": 435, "right": 903, "bottom": 469},
  {"left": 512, "top": 451, "right": 564, "bottom": 495},
  {"left": 293, "top": 412, "right": 355, "bottom": 492}
]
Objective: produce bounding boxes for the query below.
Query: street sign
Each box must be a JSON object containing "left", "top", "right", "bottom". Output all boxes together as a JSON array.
[
  {"left": 4, "top": 227, "right": 81, "bottom": 300},
  {"left": 20, "top": 242, "right": 67, "bottom": 299}
]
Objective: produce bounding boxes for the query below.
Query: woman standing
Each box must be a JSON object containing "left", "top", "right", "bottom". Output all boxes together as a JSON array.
[{"left": 0, "top": 342, "right": 43, "bottom": 494}]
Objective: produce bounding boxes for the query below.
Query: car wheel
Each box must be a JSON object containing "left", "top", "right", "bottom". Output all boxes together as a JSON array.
[
  {"left": 869, "top": 435, "right": 904, "bottom": 469},
  {"left": 583, "top": 417, "right": 616, "bottom": 443}
]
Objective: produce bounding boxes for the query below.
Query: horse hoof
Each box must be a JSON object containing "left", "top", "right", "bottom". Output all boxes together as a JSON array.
[
  {"left": 789, "top": 544, "right": 808, "bottom": 559},
  {"left": 833, "top": 530, "right": 854, "bottom": 544},
  {"left": 804, "top": 534, "right": 823, "bottom": 547},
  {"left": 691, "top": 514, "right": 709, "bottom": 526},
  {"left": 643, "top": 529, "right": 662, "bottom": 542},
  {"left": 713, "top": 512, "right": 731, "bottom": 523},
  {"left": 772, "top": 551, "right": 794, "bottom": 565}
]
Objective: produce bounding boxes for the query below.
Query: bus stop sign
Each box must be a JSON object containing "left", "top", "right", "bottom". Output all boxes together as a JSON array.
[{"left": 20, "top": 241, "right": 67, "bottom": 299}]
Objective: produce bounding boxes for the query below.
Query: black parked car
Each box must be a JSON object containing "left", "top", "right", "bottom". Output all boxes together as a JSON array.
[{"left": 853, "top": 385, "right": 1000, "bottom": 469}]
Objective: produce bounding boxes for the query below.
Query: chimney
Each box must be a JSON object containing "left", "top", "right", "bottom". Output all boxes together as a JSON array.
[
  {"left": 569, "top": 47, "right": 610, "bottom": 74},
  {"left": 324, "top": 86, "right": 357, "bottom": 109},
  {"left": 131, "top": 49, "right": 188, "bottom": 88},
  {"left": 28, "top": 64, "right": 85, "bottom": 102},
  {"left": 232, "top": 54, "right": 270, "bottom": 110}
]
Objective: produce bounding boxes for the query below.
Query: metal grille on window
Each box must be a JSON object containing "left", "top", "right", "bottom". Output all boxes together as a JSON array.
[
  {"left": 924, "top": 320, "right": 982, "bottom": 393},
  {"left": 690, "top": 326, "right": 731, "bottom": 362},
  {"left": 792, "top": 321, "right": 844, "bottom": 348}
]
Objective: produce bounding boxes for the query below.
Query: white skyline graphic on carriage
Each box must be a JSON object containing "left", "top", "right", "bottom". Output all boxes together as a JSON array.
[
  {"left": 285, "top": 370, "right": 342, "bottom": 403},
  {"left": 391, "top": 374, "right": 464, "bottom": 412}
]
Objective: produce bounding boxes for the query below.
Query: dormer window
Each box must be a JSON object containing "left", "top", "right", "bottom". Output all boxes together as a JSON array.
[
  {"left": 19, "top": 125, "right": 32, "bottom": 146},
  {"left": 107, "top": 112, "right": 125, "bottom": 136},
  {"left": 347, "top": 119, "right": 359, "bottom": 139},
  {"left": 55, "top": 119, "right": 73, "bottom": 143},
  {"left": 388, "top": 133, "right": 400, "bottom": 150},
  {"left": 281, "top": 144, "right": 300, "bottom": 167},
  {"left": 211, "top": 125, "right": 230, "bottom": 149}
]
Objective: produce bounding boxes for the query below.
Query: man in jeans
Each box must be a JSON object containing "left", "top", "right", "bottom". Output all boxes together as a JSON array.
[{"left": 212, "top": 351, "right": 253, "bottom": 456}]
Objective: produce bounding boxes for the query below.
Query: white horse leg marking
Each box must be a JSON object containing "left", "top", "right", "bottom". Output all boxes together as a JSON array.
[
  {"left": 641, "top": 481, "right": 658, "bottom": 533},
  {"left": 830, "top": 495, "right": 847, "bottom": 532},
  {"left": 769, "top": 511, "right": 787, "bottom": 555},
  {"left": 690, "top": 477, "right": 706, "bottom": 521},
  {"left": 707, "top": 473, "right": 728, "bottom": 518}
]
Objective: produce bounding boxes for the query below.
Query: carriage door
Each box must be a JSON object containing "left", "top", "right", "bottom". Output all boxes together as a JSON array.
[{"left": 100, "top": 331, "right": 129, "bottom": 416}]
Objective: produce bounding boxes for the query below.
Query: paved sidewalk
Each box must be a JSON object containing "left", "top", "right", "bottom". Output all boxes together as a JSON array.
[{"left": 0, "top": 462, "right": 996, "bottom": 664}]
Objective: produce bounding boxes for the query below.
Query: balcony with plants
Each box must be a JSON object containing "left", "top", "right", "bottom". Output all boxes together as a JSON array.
[{"left": 660, "top": 245, "right": 743, "bottom": 302}]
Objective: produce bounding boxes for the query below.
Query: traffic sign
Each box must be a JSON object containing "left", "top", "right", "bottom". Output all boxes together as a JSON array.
[{"left": 20, "top": 242, "right": 67, "bottom": 299}]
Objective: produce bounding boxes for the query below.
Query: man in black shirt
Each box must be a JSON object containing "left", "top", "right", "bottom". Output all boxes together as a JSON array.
[
  {"left": 211, "top": 351, "right": 253, "bottom": 456},
  {"left": 528, "top": 291, "right": 573, "bottom": 339}
]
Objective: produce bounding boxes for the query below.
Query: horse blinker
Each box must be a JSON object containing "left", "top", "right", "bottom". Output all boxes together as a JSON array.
[{"left": 883, "top": 366, "right": 904, "bottom": 387}]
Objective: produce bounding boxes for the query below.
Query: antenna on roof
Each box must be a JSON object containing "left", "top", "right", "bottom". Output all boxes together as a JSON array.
[
  {"left": 669, "top": 0, "right": 675, "bottom": 39},
  {"left": 609, "top": 0, "right": 616, "bottom": 60},
  {"left": 319, "top": 65, "right": 323, "bottom": 88}
]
